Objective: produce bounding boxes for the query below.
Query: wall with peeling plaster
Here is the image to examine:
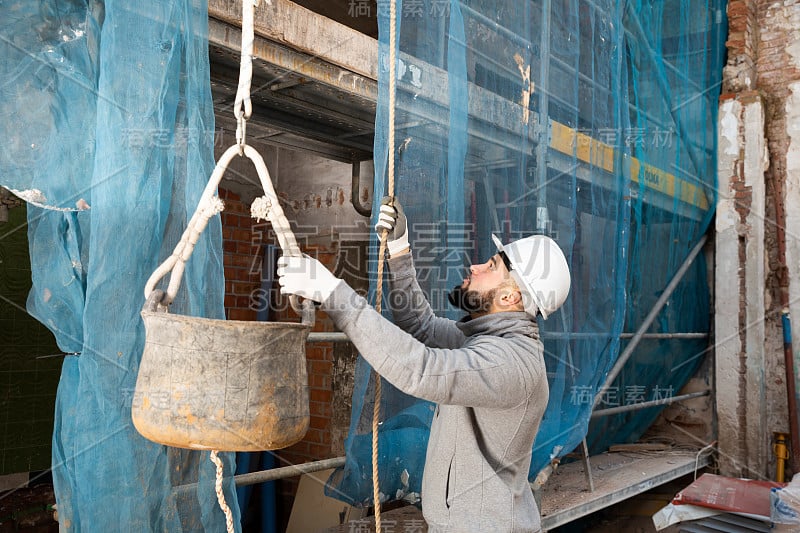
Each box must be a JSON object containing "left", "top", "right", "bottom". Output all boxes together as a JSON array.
[{"left": 716, "top": 0, "right": 800, "bottom": 479}]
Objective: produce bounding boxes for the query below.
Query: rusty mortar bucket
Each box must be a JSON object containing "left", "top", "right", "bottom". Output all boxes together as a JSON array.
[
  {"left": 132, "top": 144, "right": 312, "bottom": 451},
  {"left": 133, "top": 290, "right": 313, "bottom": 450}
]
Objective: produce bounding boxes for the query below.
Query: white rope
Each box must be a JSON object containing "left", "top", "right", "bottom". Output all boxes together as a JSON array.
[
  {"left": 144, "top": 1, "right": 300, "bottom": 307},
  {"left": 234, "top": 0, "right": 256, "bottom": 152},
  {"left": 204, "top": 6, "right": 259, "bottom": 529},
  {"left": 210, "top": 450, "right": 236, "bottom": 533}
]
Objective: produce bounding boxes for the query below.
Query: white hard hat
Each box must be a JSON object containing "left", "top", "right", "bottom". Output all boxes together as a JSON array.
[{"left": 491, "top": 234, "right": 571, "bottom": 319}]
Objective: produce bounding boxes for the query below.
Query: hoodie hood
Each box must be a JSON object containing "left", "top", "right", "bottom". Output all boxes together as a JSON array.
[{"left": 456, "top": 311, "right": 539, "bottom": 340}]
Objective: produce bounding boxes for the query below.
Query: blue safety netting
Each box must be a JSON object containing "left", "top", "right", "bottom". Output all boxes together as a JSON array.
[
  {"left": 327, "top": 0, "right": 726, "bottom": 506},
  {"left": 1, "top": 1, "right": 239, "bottom": 530}
]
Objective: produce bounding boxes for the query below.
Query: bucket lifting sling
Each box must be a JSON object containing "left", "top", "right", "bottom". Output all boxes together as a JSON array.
[{"left": 132, "top": 144, "right": 313, "bottom": 451}]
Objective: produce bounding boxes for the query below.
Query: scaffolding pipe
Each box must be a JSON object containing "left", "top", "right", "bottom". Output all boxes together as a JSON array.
[
  {"left": 535, "top": 0, "right": 552, "bottom": 234},
  {"left": 307, "top": 332, "right": 709, "bottom": 344},
  {"left": 308, "top": 332, "right": 350, "bottom": 342},
  {"left": 457, "top": 1, "right": 534, "bottom": 51},
  {"left": 175, "top": 456, "right": 347, "bottom": 493},
  {"left": 592, "top": 234, "right": 708, "bottom": 409},
  {"left": 591, "top": 390, "right": 710, "bottom": 418},
  {"left": 618, "top": 332, "right": 707, "bottom": 339},
  {"left": 541, "top": 332, "right": 707, "bottom": 339},
  {"left": 234, "top": 456, "right": 346, "bottom": 487}
]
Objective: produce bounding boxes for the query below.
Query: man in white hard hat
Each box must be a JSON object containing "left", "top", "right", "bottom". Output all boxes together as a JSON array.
[{"left": 278, "top": 199, "right": 570, "bottom": 533}]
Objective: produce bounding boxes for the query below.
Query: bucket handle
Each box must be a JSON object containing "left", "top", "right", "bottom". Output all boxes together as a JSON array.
[
  {"left": 144, "top": 144, "right": 307, "bottom": 317},
  {"left": 143, "top": 289, "right": 168, "bottom": 313}
]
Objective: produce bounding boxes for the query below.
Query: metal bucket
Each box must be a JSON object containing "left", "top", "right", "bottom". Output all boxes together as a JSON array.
[{"left": 132, "top": 291, "right": 312, "bottom": 451}]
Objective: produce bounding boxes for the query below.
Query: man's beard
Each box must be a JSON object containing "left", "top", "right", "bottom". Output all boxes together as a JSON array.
[{"left": 448, "top": 284, "right": 496, "bottom": 315}]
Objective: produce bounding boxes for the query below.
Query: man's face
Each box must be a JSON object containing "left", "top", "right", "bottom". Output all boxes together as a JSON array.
[
  {"left": 448, "top": 254, "right": 513, "bottom": 315},
  {"left": 461, "top": 253, "right": 510, "bottom": 293}
]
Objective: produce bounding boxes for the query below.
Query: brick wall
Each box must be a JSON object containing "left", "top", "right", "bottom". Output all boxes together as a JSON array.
[
  {"left": 720, "top": 0, "right": 800, "bottom": 307},
  {"left": 220, "top": 188, "right": 261, "bottom": 322},
  {"left": 723, "top": 0, "right": 758, "bottom": 92},
  {"left": 757, "top": 1, "right": 800, "bottom": 95},
  {"left": 725, "top": 0, "right": 757, "bottom": 60},
  {"left": 757, "top": 0, "right": 800, "bottom": 313}
]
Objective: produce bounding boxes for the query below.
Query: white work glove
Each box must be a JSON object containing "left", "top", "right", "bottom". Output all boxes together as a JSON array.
[
  {"left": 277, "top": 255, "right": 342, "bottom": 304},
  {"left": 374, "top": 196, "right": 410, "bottom": 256}
]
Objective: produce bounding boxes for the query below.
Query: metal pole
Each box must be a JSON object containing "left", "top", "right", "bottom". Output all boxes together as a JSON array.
[
  {"left": 591, "top": 390, "right": 710, "bottom": 418},
  {"left": 619, "top": 332, "right": 707, "bottom": 339},
  {"left": 781, "top": 311, "right": 800, "bottom": 472},
  {"left": 175, "top": 456, "right": 347, "bottom": 493},
  {"left": 308, "top": 331, "right": 711, "bottom": 343},
  {"left": 308, "top": 332, "right": 350, "bottom": 343},
  {"left": 456, "top": 1, "right": 533, "bottom": 50},
  {"left": 234, "top": 456, "right": 346, "bottom": 487},
  {"left": 580, "top": 438, "right": 595, "bottom": 492},
  {"left": 534, "top": 332, "right": 708, "bottom": 340},
  {"left": 535, "top": 0, "right": 552, "bottom": 234},
  {"left": 592, "top": 234, "right": 708, "bottom": 409}
]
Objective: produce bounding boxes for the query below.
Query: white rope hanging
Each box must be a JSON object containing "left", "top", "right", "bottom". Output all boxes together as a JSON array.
[
  {"left": 210, "top": 1, "right": 259, "bottom": 531},
  {"left": 210, "top": 450, "right": 236, "bottom": 533}
]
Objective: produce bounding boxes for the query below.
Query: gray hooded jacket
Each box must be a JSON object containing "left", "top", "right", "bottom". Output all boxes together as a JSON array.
[{"left": 322, "top": 253, "right": 548, "bottom": 532}]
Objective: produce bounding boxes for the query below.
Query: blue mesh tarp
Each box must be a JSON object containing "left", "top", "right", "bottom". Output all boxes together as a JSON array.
[
  {"left": 327, "top": 0, "right": 726, "bottom": 506},
  {"left": 1, "top": 1, "right": 239, "bottom": 529}
]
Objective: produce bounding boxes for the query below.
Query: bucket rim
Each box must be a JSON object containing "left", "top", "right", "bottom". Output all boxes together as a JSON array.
[{"left": 140, "top": 310, "right": 312, "bottom": 331}]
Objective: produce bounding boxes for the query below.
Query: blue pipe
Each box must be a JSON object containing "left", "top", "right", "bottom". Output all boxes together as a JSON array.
[{"left": 781, "top": 309, "right": 800, "bottom": 472}]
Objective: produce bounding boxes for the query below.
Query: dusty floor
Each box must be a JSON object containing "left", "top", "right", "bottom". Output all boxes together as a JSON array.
[{"left": 549, "top": 472, "right": 698, "bottom": 533}]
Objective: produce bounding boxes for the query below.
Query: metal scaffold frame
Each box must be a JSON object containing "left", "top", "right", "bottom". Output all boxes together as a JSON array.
[{"left": 207, "top": 0, "right": 712, "bottom": 220}]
